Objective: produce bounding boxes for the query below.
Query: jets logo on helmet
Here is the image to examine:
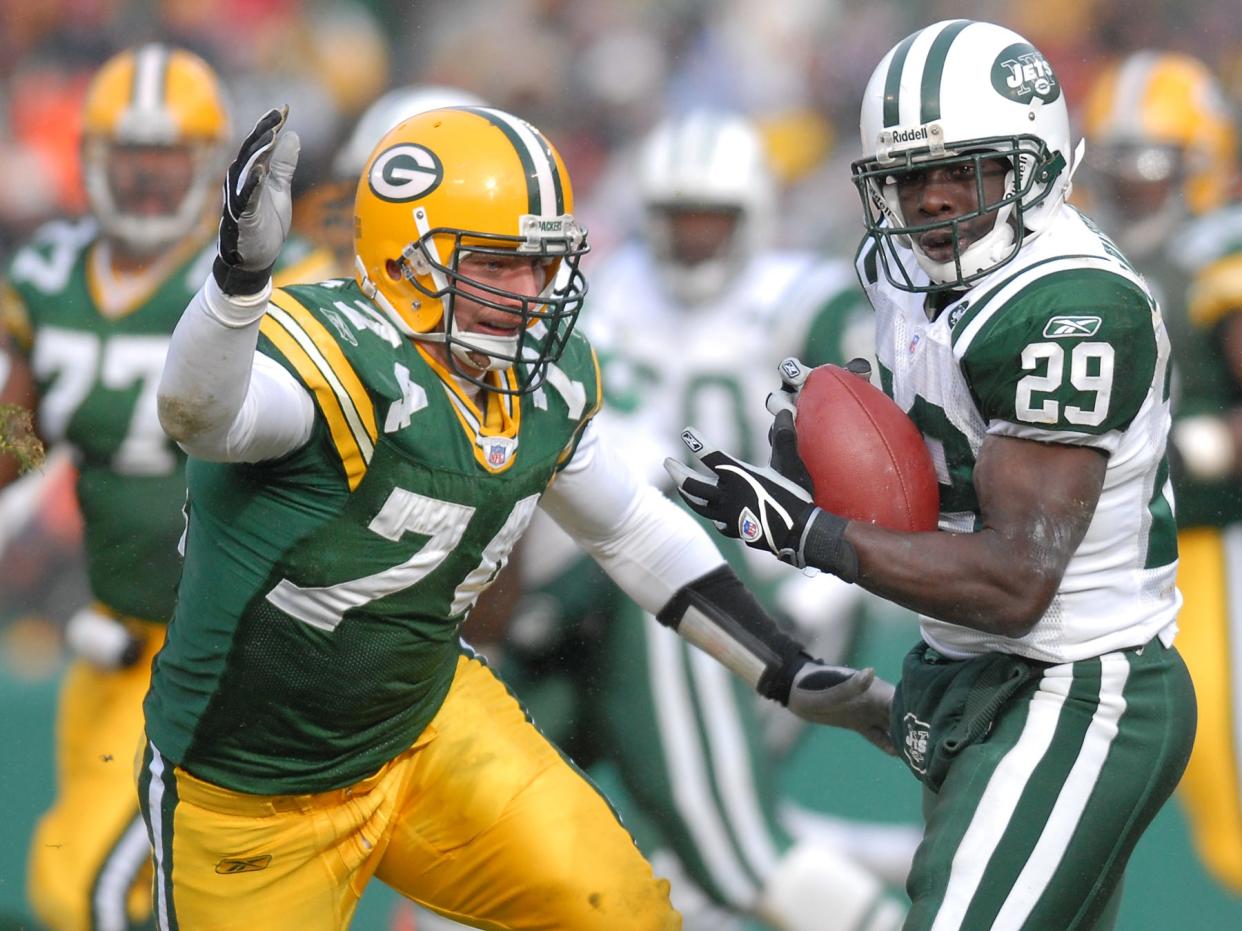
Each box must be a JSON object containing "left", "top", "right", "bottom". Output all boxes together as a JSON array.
[
  {"left": 993, "top": 44, "right": 1060, "bottom": 105},
  {"left": 368, "top": 144, "right": 443, "bottom": 203}
]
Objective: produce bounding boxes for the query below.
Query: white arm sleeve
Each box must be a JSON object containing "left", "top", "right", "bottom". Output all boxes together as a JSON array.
[
  {"left": 158, "top": 275, "right": 314, "bottom": 463},
  {"left": 539, "top": 420, "right": 725, "bottom": 615}
]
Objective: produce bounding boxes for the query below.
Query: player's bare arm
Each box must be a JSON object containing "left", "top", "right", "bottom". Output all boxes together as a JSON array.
[{"left": 845, "top": 434, "right": 1106, "bottom": 636}]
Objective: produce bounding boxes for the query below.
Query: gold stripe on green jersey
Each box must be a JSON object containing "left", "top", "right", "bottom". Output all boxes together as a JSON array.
[{"left": 260, "top": 293, "right": 377, "bottom": 489}]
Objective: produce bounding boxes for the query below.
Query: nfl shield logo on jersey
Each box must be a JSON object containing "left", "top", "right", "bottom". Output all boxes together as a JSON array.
[
  {"left": 903, "top": 713, "right": 931, "bottom": 775},
  {"left": 738, "top": 508, "right": 763, "bottom": 543},
  {"left": 479, "top": 435, "right": 518, "bottom": 470}
]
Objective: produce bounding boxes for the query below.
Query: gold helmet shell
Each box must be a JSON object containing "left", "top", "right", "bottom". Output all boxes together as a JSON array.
[{"left": 353, "top": 107, "right": 588, "bottom": 394}]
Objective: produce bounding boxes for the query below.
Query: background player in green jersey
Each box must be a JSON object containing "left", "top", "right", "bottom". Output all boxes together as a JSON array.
[
  {"left": 0, "top": 43, "right": 333, "bottom": 931},
  {"left": 668, "top": 19, "right": 1197, "bottom": 930},
  {"left": 1079, "top": 50, "right": 1242, "bottom": 896},
  {"left": 142, "top": 103, "right": 894, "bottom": 930}
]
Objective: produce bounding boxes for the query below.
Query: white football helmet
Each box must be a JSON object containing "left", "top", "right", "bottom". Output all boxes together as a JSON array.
[
  {"left": 637, "top": 109, "right": 776, "bottom": 305},
  {"left": 332, "top": 84, "right": 487, "bottom": 180},
  {"left": 853, "top": 20, "right": 1076, "bottom": 292}
]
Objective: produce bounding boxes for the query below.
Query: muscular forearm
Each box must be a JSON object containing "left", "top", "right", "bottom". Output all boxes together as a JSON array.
[{"left": 844, "top": 522, "right": 1058, "bottom": 636}]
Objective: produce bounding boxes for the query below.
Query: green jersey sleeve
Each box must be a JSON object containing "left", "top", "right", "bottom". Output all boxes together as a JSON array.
[{"left": 958, "top": 268, "right": 1160, "bottom": 445}]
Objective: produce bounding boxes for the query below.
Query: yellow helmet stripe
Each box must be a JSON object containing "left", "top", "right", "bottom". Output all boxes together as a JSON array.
[{"left": 260, "top": 291, "right": 378, "bottom": 489}]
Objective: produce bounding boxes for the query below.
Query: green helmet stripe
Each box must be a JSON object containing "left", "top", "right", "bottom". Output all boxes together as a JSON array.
[
  {"left": 920, "top": 20, "right": 973, "bottom": 124},
  {"left": 459, "top": 107, "right": 563, "bottom": 216},
  {"left": 882, "top": 32, "right": 919, "bottom": 127}
]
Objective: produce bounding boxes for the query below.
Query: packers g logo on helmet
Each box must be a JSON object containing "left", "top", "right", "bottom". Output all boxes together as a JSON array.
[{"left": 367, "top": 144, "right": 443, "bottom": 203}]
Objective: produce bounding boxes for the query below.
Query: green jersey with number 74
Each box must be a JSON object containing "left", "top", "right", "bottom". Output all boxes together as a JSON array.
[
  {"left": 856, "top": 204, "right": 1180, "bottom": 663},
  {"left": 143, "top": 278, "right": 601, "bottom": 795}
]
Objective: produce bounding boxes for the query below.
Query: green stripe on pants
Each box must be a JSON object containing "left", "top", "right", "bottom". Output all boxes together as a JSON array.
[{"left": 905, "top": 640, "right": 1195, "bottom": 931}]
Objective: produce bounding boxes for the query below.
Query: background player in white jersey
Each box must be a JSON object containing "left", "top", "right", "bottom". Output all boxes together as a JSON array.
[
  {"left": 0, "top": 43, "right": 331, "bottom": 931},
  {"left": 1079, "top": 50, "right": 1242, "bottom": 895},
  {"left": 488, "top": 109, "right": 907, "bottom": 931},
  {"left": 667, "top": 19, "right": 1196, "bottom": 930},
  {"left": 141, "top": 102, "right": 893, "bottom": 930}
]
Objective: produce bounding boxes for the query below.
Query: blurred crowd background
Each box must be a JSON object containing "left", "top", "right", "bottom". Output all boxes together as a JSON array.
[
  {"left": 3, "top": 0, "right": 1242, "bottom": 928},
  {"left": 3, "top": 0, "right": 1242, "bottom": 264}
]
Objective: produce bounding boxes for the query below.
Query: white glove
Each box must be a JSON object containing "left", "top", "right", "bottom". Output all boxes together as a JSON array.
[{"left": 214, "top": 106, "right": 300, "bottom": 296}]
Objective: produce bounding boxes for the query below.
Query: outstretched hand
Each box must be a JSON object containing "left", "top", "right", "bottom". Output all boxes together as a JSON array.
[
  {"left": 787, "top": 659, "right": 896, "bottom": 754},
  {"left": 214, "top": 106, "right": 300, "bottom": 297}
]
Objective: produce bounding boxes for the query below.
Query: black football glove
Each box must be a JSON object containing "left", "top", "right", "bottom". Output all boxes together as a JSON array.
[
  {"left": 214, "top": 106, "right": 300, "bottom": 297},
  {"left": 664, "top": 427, "right": 821, "bottom": 568}
]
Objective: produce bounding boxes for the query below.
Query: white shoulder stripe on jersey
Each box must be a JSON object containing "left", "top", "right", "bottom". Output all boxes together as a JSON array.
[
  {"left": 952, "top": 254, "right": 1149, "bottom": 361},
  {"left": 474, "top": 107, "right": 559, "bottom": 218},
  {"left": 266, "top": 305, "right": 375, "bottom": 465}
]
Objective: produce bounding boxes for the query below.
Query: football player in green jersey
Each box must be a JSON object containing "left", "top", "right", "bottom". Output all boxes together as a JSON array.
[
  {"left": 140, "top": 103, "right": 894, "bottom": 931},
  {"left": 668, "top": 20, "right": 1196, "bottom": 930},
  {"left": 1080, "top": 51, "right": 1242, "bottom": 894},
  {"left": 0, "top": 44, "right": 333, "bottom": 931}
]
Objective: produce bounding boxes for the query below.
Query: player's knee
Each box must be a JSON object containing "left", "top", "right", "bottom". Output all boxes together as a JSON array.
[
  {"left": 537, "top": 863, "right": 680, "bottom": 930},
  {"left": 756, "top": 840, "right": 905, "bottom": 931}
]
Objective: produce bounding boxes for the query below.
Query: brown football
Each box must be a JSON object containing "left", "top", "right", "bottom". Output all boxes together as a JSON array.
[{"left": 795, "top": 364, "right": 940, "bottom": 532}]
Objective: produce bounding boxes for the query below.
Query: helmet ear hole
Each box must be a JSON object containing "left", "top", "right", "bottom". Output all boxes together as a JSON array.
[{"left": 385, "top": 258, "right": 404, "bottom": 282}]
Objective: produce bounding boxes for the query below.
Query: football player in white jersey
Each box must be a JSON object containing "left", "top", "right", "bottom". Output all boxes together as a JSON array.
[
  {"left": 1079, "top": 51, "right": 1242, "bottom": 896},
  {"left": 667, "top": 20, "right": 1196, "bottom": 930},
  {"left": 493, "top": 109, "right": 909, "bottom": 931}
]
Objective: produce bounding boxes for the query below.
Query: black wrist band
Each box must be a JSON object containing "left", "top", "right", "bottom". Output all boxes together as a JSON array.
[
  {"left": 213, "top": 255, "right": 274, "bottom": 298},
  {"left": 800, "top": 509, "right": 859, "bottom": 582}
]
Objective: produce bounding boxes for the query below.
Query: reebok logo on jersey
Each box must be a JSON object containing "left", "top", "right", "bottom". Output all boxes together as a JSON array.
[
  {"left": 215, "top": 855, "right": 272, "bottom": 874},
  {"left": 1042, "top": 315, "right": 1102, "bottom": 338}
]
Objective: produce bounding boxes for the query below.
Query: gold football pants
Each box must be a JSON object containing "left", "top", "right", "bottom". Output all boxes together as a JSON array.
[
  {"left": 1176, "top": 525, "right": 1242, "bottom": 892},
  {"left": 139, "top": 652, "right": 680, "bottom": 930},
  {"left": 28, "top": 617, "right": 164, "bottom": 930}
]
